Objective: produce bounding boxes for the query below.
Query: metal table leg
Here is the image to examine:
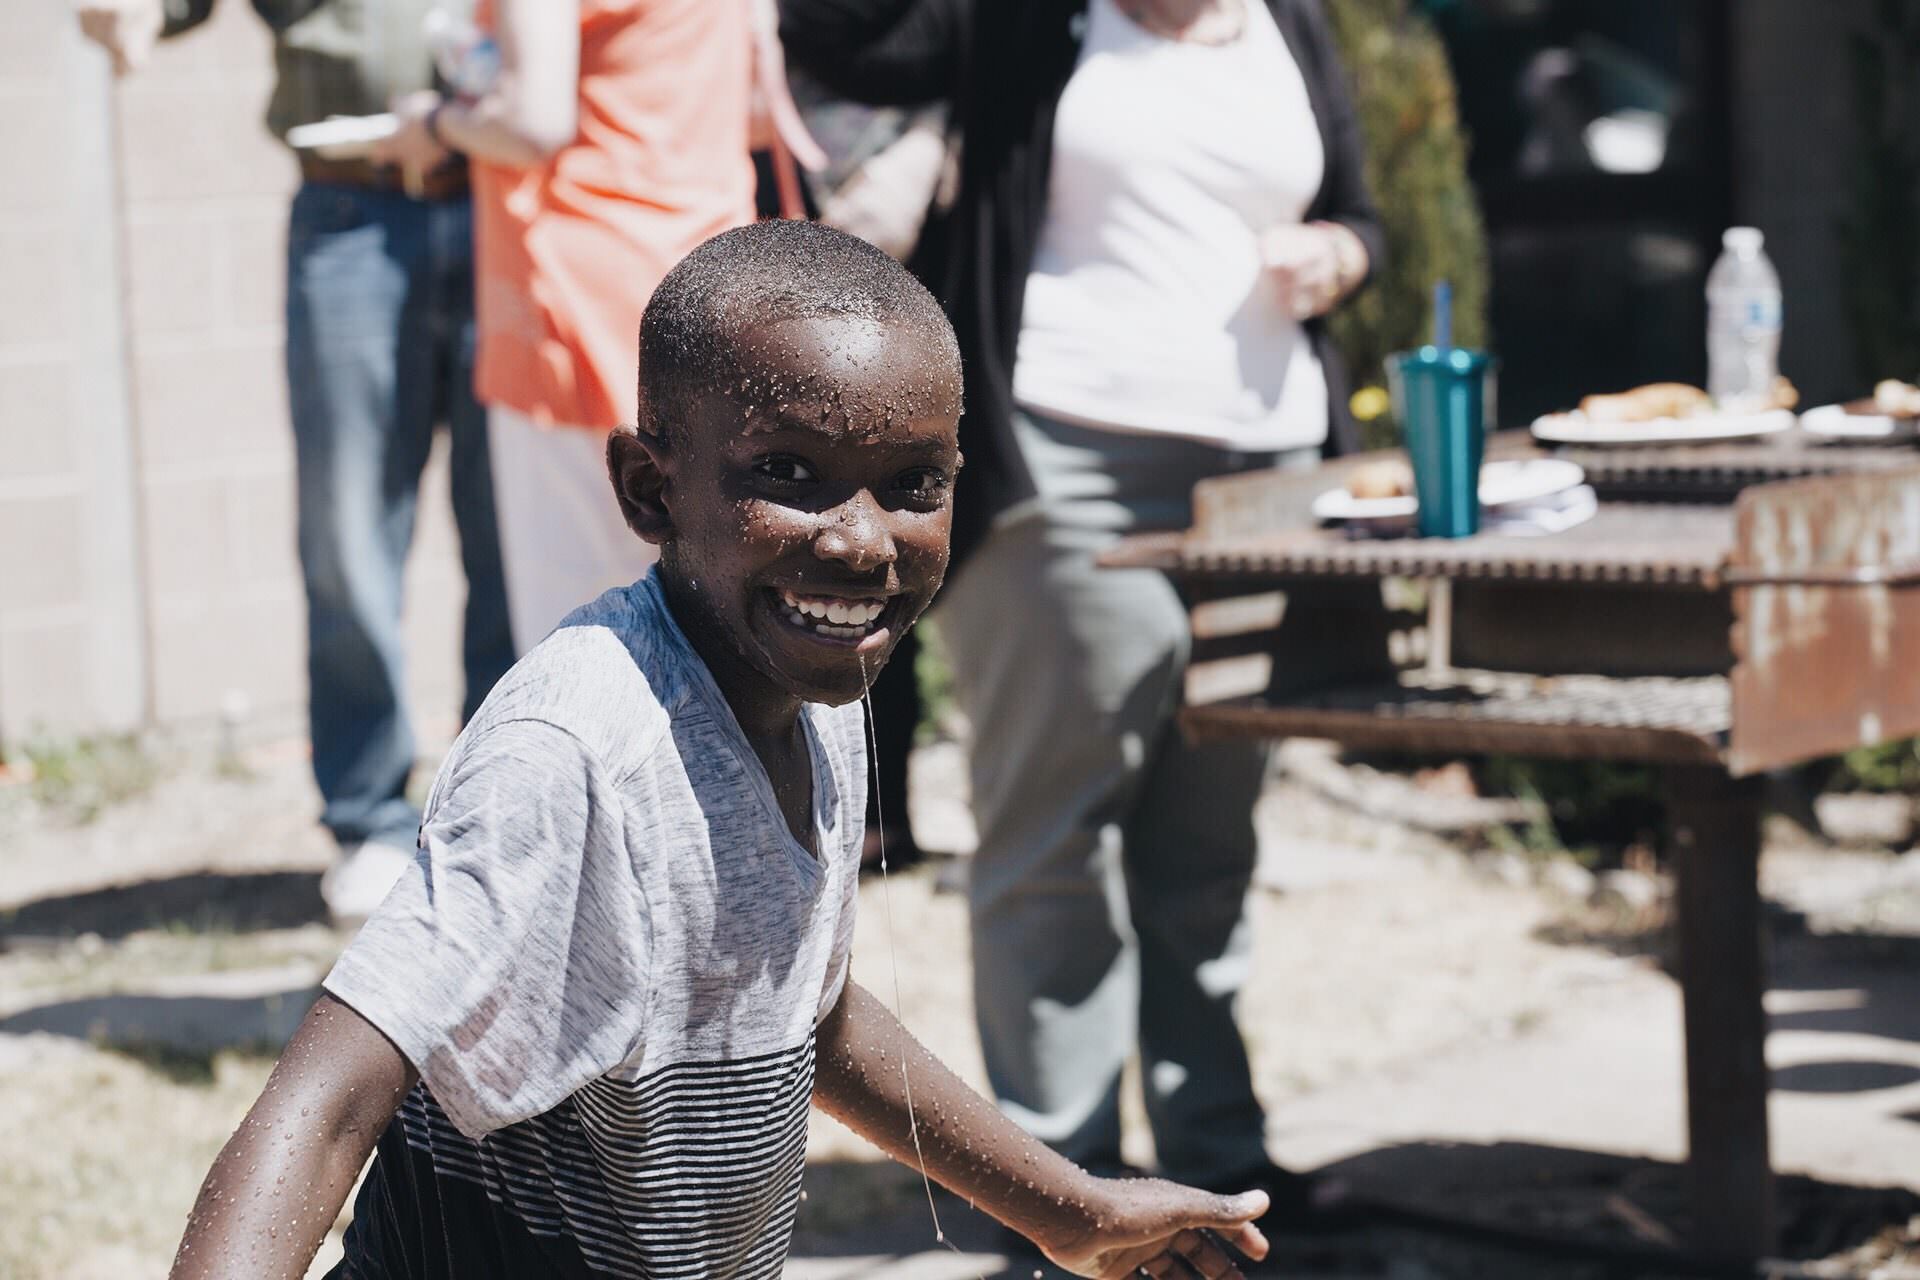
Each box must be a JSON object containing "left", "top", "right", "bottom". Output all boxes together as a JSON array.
[{"left": 1665, "top": 765, "right": 1774, "bottom": 1260}]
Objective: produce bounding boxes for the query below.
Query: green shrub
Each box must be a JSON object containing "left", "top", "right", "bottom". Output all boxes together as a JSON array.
[
  {"left": 1830, "top": 739, "right": 1920, "bottom": 794},
  {"left": 1326, "top": 0, "right": 1491, "bottom": 448},
  {"left": 1476, "top": 756, "right": 1664, "bottom": 862}
]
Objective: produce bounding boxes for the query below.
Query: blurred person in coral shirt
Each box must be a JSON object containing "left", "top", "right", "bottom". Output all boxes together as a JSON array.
[{"left": 376, "top": 0, "right": 814, "bottom": 653}]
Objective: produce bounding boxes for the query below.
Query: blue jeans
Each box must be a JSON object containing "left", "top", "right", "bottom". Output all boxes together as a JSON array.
[{"left": 285, "top": 182, "right": 513, "bottom": 848}]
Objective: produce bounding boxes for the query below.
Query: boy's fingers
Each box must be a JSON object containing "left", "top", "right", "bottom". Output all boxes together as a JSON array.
[
  {"left": 1220, "top": 1220, "right": 1269, "bottom": 1263},
  {"left": 1170, "top": 1229, "right": 1241, "bottom": 1279},
  {"left": 1197, "top": 1189, "right": 1267, "bottom": 1231},
  {"left": 1133, "top": 1188, "right": 1266, "bottom": 1263},
  {"left": 1135, "top": 1255, "right": 1189, "bottom": 1280}
]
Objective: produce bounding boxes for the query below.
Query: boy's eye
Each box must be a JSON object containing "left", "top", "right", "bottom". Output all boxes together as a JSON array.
[
  {"left": 897, "top": 468, "right": 951, "bottom": 499},
  {"left": 753, "top": 456, "right": 817, "bottom": 485}
]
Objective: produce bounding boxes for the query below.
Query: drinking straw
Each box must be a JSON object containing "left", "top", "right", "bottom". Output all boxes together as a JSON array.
[{"left": 1433, "top": 279, "right": 1453, "bottom": 353}]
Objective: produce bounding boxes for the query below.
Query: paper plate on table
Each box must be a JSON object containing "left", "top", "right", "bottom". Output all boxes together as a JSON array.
[
  {"left": 286, "top": 113, "right": 398, "bottom": 159},
  {"left": 1800, "top": 403, "right": 1920, "bottom": 443},
  {"left": 1530, "top": 408, "right": 1796, "bottom": 447},
  {"left": 1312, "top": 458, "right": 1586, "bottom": 524}
]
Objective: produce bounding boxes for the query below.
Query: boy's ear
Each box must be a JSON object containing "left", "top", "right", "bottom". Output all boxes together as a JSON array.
[{"left": 608, "top": 424, "right": 675, "bottom": 544}]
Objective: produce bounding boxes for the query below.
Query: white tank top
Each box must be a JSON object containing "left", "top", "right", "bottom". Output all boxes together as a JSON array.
[{"left": 1013, "top": 0, "right": 1330, "bottom": 450}]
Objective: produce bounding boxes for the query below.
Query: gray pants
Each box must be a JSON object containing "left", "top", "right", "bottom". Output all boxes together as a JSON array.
[{"left": 939, "top": 408, "right": 1316, "bottom": 1185}]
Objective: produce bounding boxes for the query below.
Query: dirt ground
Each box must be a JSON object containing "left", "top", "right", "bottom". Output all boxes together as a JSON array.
[{"left": 3, "top": 734, "right": 1918, "bottom": 1279}]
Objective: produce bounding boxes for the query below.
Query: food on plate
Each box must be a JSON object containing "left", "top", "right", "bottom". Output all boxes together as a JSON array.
[
  {"left": 1569, "top": 377, "right": 1796, "bottom": 426},
  {"left": 1346, "top": 457, "right": 1415, "bottom": 500},
  {"left": 1867, "top": 379, "right": 1920, "bottom": 418},
  {"left": 1578, "top": 382, "right": 1712, "bottom": 424}
]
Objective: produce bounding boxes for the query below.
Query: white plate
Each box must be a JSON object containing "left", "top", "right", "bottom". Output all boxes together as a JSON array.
[
  {"left": 1312, "top": 458, "right": 1587, "bottom": 523},
  {"left": 285, "top": 113, "right": 399, "bottom": 159},
  {"left": 1801, "top": 403, "right": 1920, "bottom": 442},
  {"left": 1529, "top": 407, "right": 1796, "bottom": 447}
]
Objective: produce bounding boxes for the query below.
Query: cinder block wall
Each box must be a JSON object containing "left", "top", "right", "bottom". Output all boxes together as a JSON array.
[{"left": 0, "top": 5, "right": 468, "bottom": 751}]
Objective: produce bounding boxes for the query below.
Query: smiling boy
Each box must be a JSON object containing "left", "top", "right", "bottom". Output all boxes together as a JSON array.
[{"left": 166, "top": 222, "right": 1269, "bottom": 1280}]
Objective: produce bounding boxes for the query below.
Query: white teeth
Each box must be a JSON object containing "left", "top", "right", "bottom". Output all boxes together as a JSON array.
[{"left": 778, "top": 591, "right": 889, "bottom": 635}]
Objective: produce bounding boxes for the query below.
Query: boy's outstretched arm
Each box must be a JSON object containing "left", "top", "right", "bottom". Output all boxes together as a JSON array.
[
  {"left": 814, "top": 980, "right": 1270, "bottom": 1279},
  {"left": 169, "top": 994, "right": 416, "bottom": 1280}
]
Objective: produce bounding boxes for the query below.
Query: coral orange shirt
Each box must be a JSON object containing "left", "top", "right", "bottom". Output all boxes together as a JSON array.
[{"left": 473, "top": 0, "right": 755, "bottom": 429}]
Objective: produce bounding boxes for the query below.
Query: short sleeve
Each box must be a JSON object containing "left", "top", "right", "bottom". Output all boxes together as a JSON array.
[
  {"left": 815, "top": 703, "right": 867, "bottom": 1024},
  {"left": 324, "top": 718, "right": 651, "bottom": 1139}
]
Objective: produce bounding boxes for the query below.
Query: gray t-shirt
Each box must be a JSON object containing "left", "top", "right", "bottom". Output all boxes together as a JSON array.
[{"left": 323, "top": 572, "right": 866, "bottom": 1279}]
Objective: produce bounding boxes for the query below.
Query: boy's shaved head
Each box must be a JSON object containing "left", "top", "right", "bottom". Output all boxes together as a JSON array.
[{"left": 638, "top": 220, "right": 961, "bottom": 440}]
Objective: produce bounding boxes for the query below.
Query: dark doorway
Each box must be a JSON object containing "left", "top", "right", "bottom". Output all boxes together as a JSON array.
[{"left": 1424, "top": 0, "right": 1735, "bottom": 425}]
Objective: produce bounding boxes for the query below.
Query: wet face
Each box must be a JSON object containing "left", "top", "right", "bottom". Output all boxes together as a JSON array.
[{"left": 616, "top": 312, "right": 962, "bottom": 715}]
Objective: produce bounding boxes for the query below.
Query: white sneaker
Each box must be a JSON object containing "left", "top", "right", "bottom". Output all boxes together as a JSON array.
[{"left": 321, "top": 839, "right": 416, "bottom": 931}]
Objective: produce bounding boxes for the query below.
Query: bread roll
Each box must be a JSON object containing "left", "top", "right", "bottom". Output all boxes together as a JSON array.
[
  {"left": 1347, "top": 457, "right": 1415, "bottom": 500},
  {"left": 1873, "top": 379, "right": 1920, "bottom": 417},
  {"left": 1579, "top": 383, "right": 1711, "bottom": 424}
]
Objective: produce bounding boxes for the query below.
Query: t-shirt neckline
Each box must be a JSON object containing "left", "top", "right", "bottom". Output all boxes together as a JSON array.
[
  {"left": 1100, "top": 0, "right": 1257, "bottom": 51},
  {"left": 639, "top": 573, "right": 833, "bottom": 886}
]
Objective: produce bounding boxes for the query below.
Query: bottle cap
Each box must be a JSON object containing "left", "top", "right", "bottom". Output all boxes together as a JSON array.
[{"left": 1723, "top": 226, "right": 1765, "bottom": 254}]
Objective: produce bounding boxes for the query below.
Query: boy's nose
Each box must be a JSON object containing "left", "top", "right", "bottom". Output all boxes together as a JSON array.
[{"left": 812, "top": 493, "right": 897, "bottom": 572}]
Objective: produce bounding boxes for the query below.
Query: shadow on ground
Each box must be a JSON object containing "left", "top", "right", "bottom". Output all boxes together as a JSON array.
[
  {"left": 0, "top": 870, "right": 327, "bottom": 941},
  {"left": 0, "top": 986, "right": 322, "bottom": 1077},
  {"left": 1767, "top": 941, "right": 1920, "bottom": 1051},
  {"left": 789, "top": 1143, "right": 1920, "bottom": 1279},
  {"left": 1532, "top": 912, "right": 1920, "bottom": 1073}
]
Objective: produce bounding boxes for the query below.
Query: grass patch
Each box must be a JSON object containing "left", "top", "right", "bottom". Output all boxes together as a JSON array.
[{"left": 10, "top": 732, "right": 168, "bottom": 824}]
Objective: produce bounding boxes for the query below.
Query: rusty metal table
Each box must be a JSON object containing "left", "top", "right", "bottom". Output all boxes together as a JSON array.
[{"left": 1105, "top": 442, "right": 1920, "bottom": 1261}]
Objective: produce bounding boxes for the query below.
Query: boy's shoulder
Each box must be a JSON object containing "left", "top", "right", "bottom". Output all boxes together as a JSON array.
[{"left": 465, "top": 583, "right": 691, "bottom": 776}]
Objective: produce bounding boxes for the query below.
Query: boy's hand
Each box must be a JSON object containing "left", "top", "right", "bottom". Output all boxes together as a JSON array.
[{"left": 1033, "top": 1180, "right": 1270, "bottom": 1279}]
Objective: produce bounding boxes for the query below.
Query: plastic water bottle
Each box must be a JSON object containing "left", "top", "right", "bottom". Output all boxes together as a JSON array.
[
  {"left": 424, "top": 6, "right": 500, "bottom": 99},
  {"left": 1705, "top": 227, "right": 1783, "bottom": 412}
]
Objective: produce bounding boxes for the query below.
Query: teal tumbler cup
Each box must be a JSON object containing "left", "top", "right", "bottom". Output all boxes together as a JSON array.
[{"left": 1388, "top": 346, "right": 1496, "bottom": 539}]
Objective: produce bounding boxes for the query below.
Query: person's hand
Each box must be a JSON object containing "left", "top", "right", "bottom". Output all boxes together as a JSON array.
[
  {"left": 1029, "top": 1178, "right": 1269, "bottom": 1279},
  {"left": 76, "top": 0, "right": 164, "bottom": 76},
  {"left": 747, "top": 0, "right": 827, "bottom": 167},
  {"left": 369, "top": 91, "right": 452, "bottom": 195},
  {"left": 1261, "top": 222, "right": 1362, "bottom": 322}
]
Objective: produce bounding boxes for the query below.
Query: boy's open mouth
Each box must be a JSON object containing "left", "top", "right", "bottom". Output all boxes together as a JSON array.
[{"left": 775, "top": 588, "right": 895, "bottom": 646}]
